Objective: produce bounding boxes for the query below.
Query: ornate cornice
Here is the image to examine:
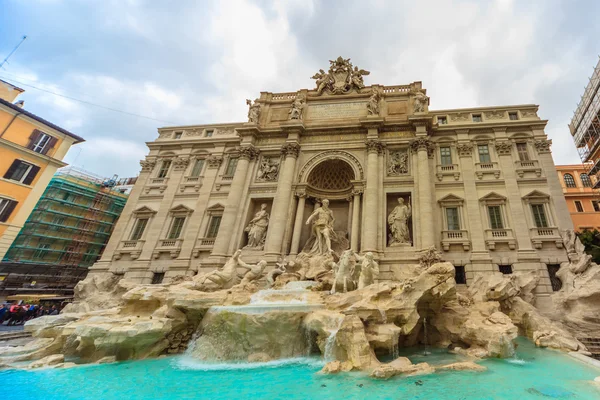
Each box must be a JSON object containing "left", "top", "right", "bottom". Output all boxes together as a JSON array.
[
  {"left": 172, "top": 156, "right": 190, "bottom": 170},
  {"left": 456, "top": 142, "right": 473, "bottom": 157},
  {"left": 139, "top": 159, "right": 156, "bottom": 172},
  {"left": 239, "top": 145, "right": 260, "bottom": 160},
  {"left": 281, "top": 142, "right": 301, "bottom": 158},
  {"left": 494, "top": 141, "right": 512, "bottom": 156},
  {"left": 409, "top": 138, "right": 434, "bottom": 158},
  {"left": 534, "top": 139, "right": 552, "bottom": 154},
  {"left": 206, "top": 155, "right": 223, "bottom": 169},
  {"left": 365, "top": 139, "right": 385, "bottom": 154}
]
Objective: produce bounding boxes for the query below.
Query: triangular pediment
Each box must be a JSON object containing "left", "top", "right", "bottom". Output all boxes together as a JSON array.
[
  {"left": 206, "top": 203, "right": 225, "bottom": 212},
  {"left": 480, "top": 192, "right": 507, "bottom": 201},
  {"left": 169, "top": 204, "right": 194, "bottom": 213},
  {"left": 133, "top": 206, "right": 157, "bottom": 215},
  {"left": 522, "top": 190, "right": 550, "bottom": 199},
  {"left": 438, "top": 194, "right": 464, "bottom": 204}
]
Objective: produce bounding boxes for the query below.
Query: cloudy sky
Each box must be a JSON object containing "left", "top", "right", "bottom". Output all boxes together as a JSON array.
[{"left": 1, "top": 0, "right": 599, "bottom": 177}]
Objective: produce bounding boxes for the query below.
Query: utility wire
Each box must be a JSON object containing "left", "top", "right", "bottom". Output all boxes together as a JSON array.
[{"left": 0, "top": 74, "right": 178, "bottom": 125}]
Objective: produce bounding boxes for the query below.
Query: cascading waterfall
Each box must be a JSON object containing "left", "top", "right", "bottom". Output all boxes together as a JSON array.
[
  {"left": 422, "top": 317, "right": 431, "bottom": 356},
  {"left": 324, "top": 317, "right": 344, "bottom": 361}
]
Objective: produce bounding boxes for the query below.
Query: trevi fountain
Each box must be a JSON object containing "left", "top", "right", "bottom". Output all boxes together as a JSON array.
[{"left": 2, "top": 58, "right": 600, "bottom": 399}]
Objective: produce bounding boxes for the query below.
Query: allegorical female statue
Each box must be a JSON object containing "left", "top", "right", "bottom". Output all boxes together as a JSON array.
[
  {"left": 244, "top": 203, "right": 270, "bottom": 249},
  {"left": 388, "top": 197, "right": 412, "bottom": 246},
  {"left": 305, "top": 199, "right": 335, "bottom": 255}
]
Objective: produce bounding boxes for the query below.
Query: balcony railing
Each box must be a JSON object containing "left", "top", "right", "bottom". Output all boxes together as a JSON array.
[
  {"left": 153, "top": 238, "right": 183, "bottom": 259},
  {"left": 185, "top": 176, "right": 202, "bottom": 183},
  {"left": 475, "top": 162, "right": 500, "bottom": 179},
  {"left": 514, "top": 159, "right": 542, "bottom": 178},
  {"left": 484, "top": 228, "right": 516, "bottom": 250},
  {"left": 441, "top": 230, "right": 470, "bottom": 251},
  {"left": 158, "top": 238, "right": 183, "bottom": 248},
  {"left": 529, "top": 227, "right": 562, "bottom": 249},
  {"left": 150, "top": 177, "right": 168, "bottom": 185},
  {"left": 114, "top": 240, "right": 145, "bottom": 260},
  {"left": 198, "top": 237, "right": 216, "bottom": 246},
  {"left": 436, "top": 164, "right": 460, "bottom": 181}
]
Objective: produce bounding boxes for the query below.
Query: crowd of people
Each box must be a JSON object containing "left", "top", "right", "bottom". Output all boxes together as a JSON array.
[{"left": 0, "top": 303, "right": 60, "bottom": 326}]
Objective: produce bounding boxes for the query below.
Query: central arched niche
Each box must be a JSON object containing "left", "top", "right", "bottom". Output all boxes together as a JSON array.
[{"left": 306, "top": 159, "right": 355, "bottom": 196}]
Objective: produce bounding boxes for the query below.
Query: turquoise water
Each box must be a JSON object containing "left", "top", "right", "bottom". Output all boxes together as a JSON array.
[{"left": 2, "top": 339, "right": 599, "bottom": 399}]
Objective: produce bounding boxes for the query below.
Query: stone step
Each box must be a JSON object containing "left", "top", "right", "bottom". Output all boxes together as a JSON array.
[
  {"left": 578, "top": 337, "right": 600, "bottom": 359},
  {"left": 0, "top": 331, "right": 32, "bottom": 342}
]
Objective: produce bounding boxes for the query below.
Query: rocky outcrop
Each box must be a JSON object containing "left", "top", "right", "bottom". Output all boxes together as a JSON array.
[
  {"left": 28, "top": 354, "right": 65, "bottom": 369},
  {"left": 62, "top": 274, "right": 131, "bottom": 313},
  {"left": 435, "top": 361, "right": 486, "bottom": 372},
  {"left": 370, "top": 356, "right": 434, "bottom": 379}
]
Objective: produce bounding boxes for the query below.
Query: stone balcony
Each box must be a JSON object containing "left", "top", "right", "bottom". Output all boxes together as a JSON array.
[
  {"left": 436, "top": 164, "right": 460, "bottom": 181},
  {"left": 114, "top": 240, "right": 145, "bottom": 260},
  {"left": 144, "top": 177, "right": 169, "bottom": 194},
  {"left": 475, "top": 162, "right": 501, "bottom": 179},
  {"left": 441, "top": 230, "right": 470, "bottom": 251},
  {"left": 179, "top": 176, "right": 203, "bottom": 193},
  {"left": 153, "top": 238, "right": 183, "bottom": 259},
  {"left": 484, "top": 228, "right": 516, "bottom": 250},
  {"left": 530, "top": 227, "right": 563, "bottom": 249},
  {"left": 515, "top": 160, "right": 542, "bottom": 178},
  {"left": 192, "top": 237, "right": 216, "bottom": 257}
]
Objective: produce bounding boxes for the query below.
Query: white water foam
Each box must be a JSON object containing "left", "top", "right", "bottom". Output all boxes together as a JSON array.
[{"left": 174, "top": 356, "right": 325, "bottom": 371}]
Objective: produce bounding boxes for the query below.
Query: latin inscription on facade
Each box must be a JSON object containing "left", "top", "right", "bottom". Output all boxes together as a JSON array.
[{"left": 307, "top": 102, "right": 367, "bottom": 120}]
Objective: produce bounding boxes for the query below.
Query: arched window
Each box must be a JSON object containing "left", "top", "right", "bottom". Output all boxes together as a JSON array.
[
  {"left": 564, "top": 173, "right": 576, "bottom": 188},
  {"left": 581, "top": 173, "right": 592, "bottom": 187}
]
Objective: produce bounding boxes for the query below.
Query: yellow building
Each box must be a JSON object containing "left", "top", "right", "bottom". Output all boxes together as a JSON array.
[{"left": 0, "top": 79, "right": 84, "bottom": 259}]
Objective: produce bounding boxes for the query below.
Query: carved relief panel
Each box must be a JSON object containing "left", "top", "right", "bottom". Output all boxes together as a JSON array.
[{"left": 387, "top": 149, "right": 409, "bottom": 176}]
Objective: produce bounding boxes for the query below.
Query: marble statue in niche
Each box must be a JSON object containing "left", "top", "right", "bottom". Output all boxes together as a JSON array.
[
  {"left": 246, "top": 99, "right": 261, "bottom": 123},
  {"left": 367, "top": 88, "right": 381, "bottom": 116},
  {"left": 288, "top": 94, "right": 306, "bottom": 120},
  {"left": 256, "top": 157, "right": 280, "bottom": 182},
  {"left": 243, "top": 203, "right": 270, "bottom": 249},
  {"left": 305, "top": 198, "right": 335, "bottom": 255},
  {"left": 388, "top": 197, "right": 412, "bottom": 246},
  {"left": 387, "top": 150, "right": 409, "bottom": 175},
  {"left": 413, "top": 89, "right": 429, "bottom": 113}
]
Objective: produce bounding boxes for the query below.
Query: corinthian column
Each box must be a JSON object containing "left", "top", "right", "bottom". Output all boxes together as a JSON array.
[
  {"left": 265, "top": 142, "right": 301, "bottom": 255},
  {"left": 410, "top": 137, "right": 435, "bottom": 248},
  {"left": 289, "top": 189, "right": 306, "bottom": 256},
  {"left": 351, "top": 188, "right": 362, "bottom": 251},
  {"left": 363, "top": 139, "right": 384, "bottom": 252},
  {"left": 211, "top": 145, "right": 259, "bottom": 257}
]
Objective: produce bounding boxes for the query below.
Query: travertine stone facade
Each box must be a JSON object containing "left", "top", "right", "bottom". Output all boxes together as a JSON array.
[{"left": 91, "top": 58, "right": 572, "bottom": 309}]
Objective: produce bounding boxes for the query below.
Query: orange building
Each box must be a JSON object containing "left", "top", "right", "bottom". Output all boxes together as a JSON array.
[
  {"left": 0, "top": 79, "right": 84, "bottom": 259},
  {"left": 556, "top": 164, "right": 600, "bottom": 231}
]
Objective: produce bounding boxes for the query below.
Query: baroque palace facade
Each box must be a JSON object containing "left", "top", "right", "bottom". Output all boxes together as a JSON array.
[{"left": 90, "top": 58, "right": 571, "bottom": 308}]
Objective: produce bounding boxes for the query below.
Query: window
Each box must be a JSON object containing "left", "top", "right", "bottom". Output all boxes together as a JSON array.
[
  {"left": 173, "top": 132, "right": 182, "bottom": 139},
  {"left": 3, "top": 160, "right": 40, "bottom": 184},
  {"left": 454, "top": 265, "right": 466, "bottom": 284},
  {"left": 581, "top": 173, "right": 592, "bottom": 187},
  {"left": 225, "top": 157, "right": 238, "bottom": 177},
  {"left": 62, "top": 192, "right": 73, "bottom": 202},
  {"left": 205, "top": 130, "right": 214, "bottom": 137},
  {"left": 516, "top": 143, "right": 529, "bottom": 161},
  {"left": 0, "top": 198, "right": 18, "bottom": 222},
  {"left": 206, "top": 215, "right": 222, "bottom": 238},
  {"left": 509, "top": 112, "right": 518, "bottom": 121},
  {"left": 440, "top": 147, "right": 452, "bottom": 165},
  {"left": 488, "top": 205, "right": 504, "bottom": 229},
  {"left": 575, "top": 201, "right": 584, "bottom": 213},
  {"left": 546, "top": 264, "right": 562, "bottom": 292},
  {"left": 190, "top": 159, "right": 205, "bottom": 177},
  {"left": 592, "top": 200, "right": 600, "bottom": 212},
  {"left": 478, "top": 145, "right": 491, "bottom": 163},
  {"left": 157, "top": 160, "right": 171, "bottom": 178},
  {"left": 437, "top": 116, "right": 448, "bottom": 125},
  {"left": 27, "top": 130, "right": 57, "bottom": 155},
  {"left": 445, "top": 207, "right": 460, "bottom": 231},
  {"left": 531, "top": 204, "right": 549, "bottom": 228},
  {"left": 564, "top": 173, "right": 576, "bottom": 188},
  {"left": 499, "top": 265, "right": 513, "bottom": 274},
  {"left": 167, "top": 217, "right": 186, "bottom": 239},
  {"left": 52, "top": 216, "right": 65, "bottom": 225},
  {"left": 33, "top": 243, "right": 51, "bottom": 260},
  {"left": 472, "top": 114, "right": 482, "bottom": 122},
  {"left": 151, "top": 272, "right": 165, "bottom": 284},
  {"left": 130, "top": 218, "right": 149, "bottom": 240}
]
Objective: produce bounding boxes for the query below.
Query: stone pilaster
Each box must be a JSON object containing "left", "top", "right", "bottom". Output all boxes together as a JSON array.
[
  {"left": 410, "top": 137, "right": 435, "bottom": 248},
  {"left": 211, "top": 145, "right": 259, "bottom": 257},
  {"left": 289, "top": 188, "right": 307, "bottom": 256},
  {"left": 363, "top": 139, "right": 384, "bottom": 252},
  {"left": 351, "top": 188, "right": 362, "bottom": 251},
  {"left": 264, "top": 142, "right": 300, "bottom": 256}
]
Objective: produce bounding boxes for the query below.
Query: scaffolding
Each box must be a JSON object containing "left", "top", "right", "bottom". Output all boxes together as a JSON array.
[
  {"left": 570, "top": 56, "right": 600, "bottom": 192},
  {"left": 0, "top": 167, "right": 128, "bottom": 295}
]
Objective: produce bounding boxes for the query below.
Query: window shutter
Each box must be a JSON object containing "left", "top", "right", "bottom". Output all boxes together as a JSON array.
[
  {"left": 44, "top": 137, "right": 58, "bottom": 155},
  {"left": 0, "top": 200, "right": 17, "bottom": 222},
  {"left": 22, "top": 165, "right": 40, "bottom": 185},
  {"left": 3, "top": 160, "right": 21, "bottom": 179},
  {"left": 27, "top": 130, "right": 42, "bottom": 150}
]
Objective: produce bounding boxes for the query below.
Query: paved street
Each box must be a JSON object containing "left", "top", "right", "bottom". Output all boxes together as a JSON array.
[{"left": 0, "top": 324, "right": 25, "bottom": 332}]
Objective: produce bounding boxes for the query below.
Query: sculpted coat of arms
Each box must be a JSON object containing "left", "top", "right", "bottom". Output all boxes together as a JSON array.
[{"left": 311, "top": 57, "right": 370, "bottom": 95}]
